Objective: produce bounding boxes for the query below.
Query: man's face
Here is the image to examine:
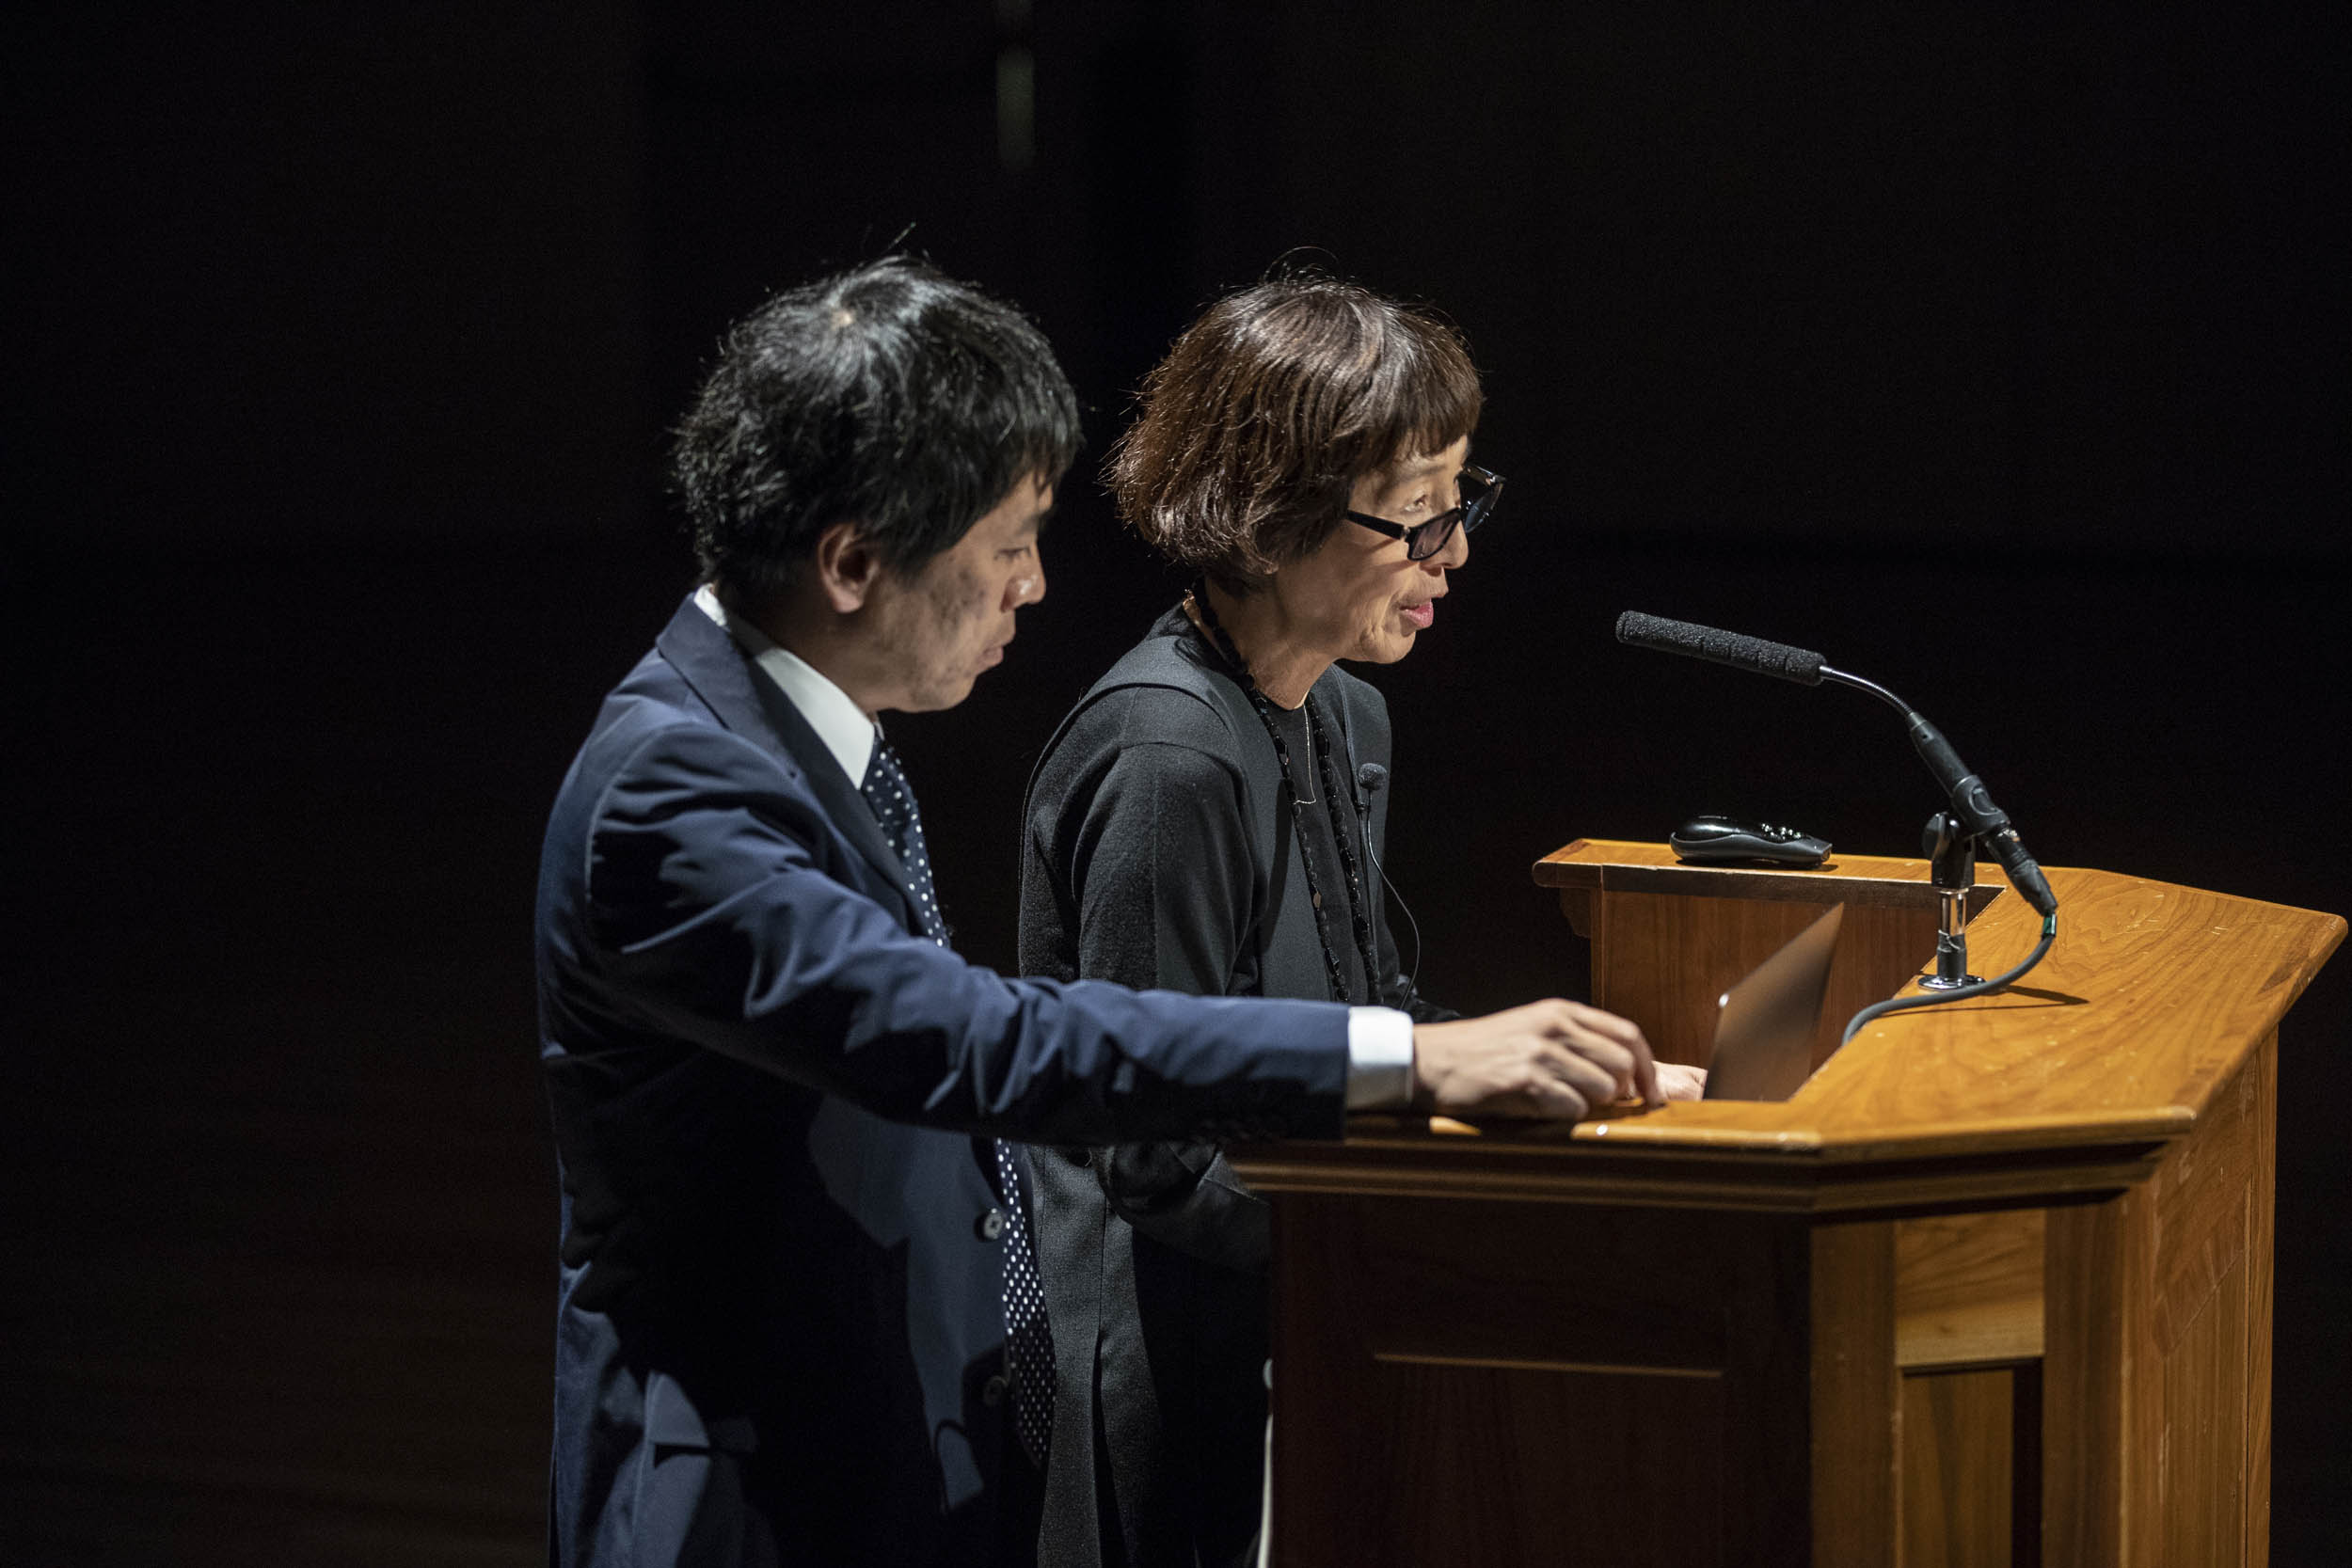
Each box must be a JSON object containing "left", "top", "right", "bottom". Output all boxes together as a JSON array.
[{"left": 866, "top": 474, "right": 1052, "bottom": 713}]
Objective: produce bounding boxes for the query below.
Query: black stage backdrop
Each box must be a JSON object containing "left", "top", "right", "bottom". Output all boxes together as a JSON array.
[{"left": 8, "top": 4, "right": 2345, "bottom": 1562}]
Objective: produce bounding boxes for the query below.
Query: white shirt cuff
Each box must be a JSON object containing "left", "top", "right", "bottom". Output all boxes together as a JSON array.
[{"left": 1344, "top": 1006, "right": 1416, "bottom": 1110}]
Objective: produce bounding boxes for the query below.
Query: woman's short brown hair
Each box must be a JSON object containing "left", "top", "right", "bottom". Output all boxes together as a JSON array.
[{"left": 1106, "top": 275, "right": 1483, "bottom": 592}]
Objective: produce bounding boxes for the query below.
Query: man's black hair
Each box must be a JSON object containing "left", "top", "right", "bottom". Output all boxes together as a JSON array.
[{"left": 675, "top": 257, "right": 1082, "bottom": 599}]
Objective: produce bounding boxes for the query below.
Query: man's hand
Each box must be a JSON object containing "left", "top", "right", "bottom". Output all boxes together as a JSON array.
[{"left": 1412, "top": 1001, "right": 1661, "bottom": 1120}]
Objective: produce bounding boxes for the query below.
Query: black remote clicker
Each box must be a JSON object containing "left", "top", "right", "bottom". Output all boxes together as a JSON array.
[{"left": 1668, "top": 815, "right": 1832, "bottom": 867}]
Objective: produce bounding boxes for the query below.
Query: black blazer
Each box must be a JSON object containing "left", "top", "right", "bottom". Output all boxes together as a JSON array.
[
  {"left": 1016, "top": 610, "right": 1447, "bottom": 1568},
  {"left": 536, "top": 596, "right": 1354, "bottom": 1567}
]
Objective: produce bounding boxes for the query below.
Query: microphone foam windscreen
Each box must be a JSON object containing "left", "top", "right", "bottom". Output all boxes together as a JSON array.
[{"left": 1615, "top": 611, "right": 1825, "bottom": 686}]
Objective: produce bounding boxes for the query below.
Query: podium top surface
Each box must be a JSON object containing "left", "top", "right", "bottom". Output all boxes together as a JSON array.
[
  {"left": 1533, "top": 836, "right": 2001, "bottom": 911},
  {"left": 1238, "top": 841, "right": 2344, "bottom": 1208}
]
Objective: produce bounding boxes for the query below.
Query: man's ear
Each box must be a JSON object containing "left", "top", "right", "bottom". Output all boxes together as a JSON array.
[{"left": 810, "top": 521, "right": 884, "bottom": 614}]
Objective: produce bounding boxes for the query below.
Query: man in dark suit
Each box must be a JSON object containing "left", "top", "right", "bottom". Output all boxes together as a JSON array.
[{"left": 536, "top": 258, "right": 1661, "bottom": 1567}]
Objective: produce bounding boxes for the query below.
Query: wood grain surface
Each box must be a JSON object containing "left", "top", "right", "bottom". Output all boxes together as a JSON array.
[
  {"left": 1900, "top": 1364, "right": 2035, "bottom": 1568},
  {"left": 2041, "top": 1037, "right": 2274, "bottom": 1567},
  {"left": 1238, "top": 843, "right": 2330, "bottom": 1567},
  {"left": 1809, "top": 1220, "right": 1899, "bottom": 1566},
  {"left": 1268, "top": 1196, "right": 1811, "bottom": 1566},
  {"left": 1895, "top": 1210, "right": 2045, "bottom": 1369},
  {"left": 1584, "top": 889, "right": 1946, "bottom": 1069},
  {"left": 1237, "top": 846, "right": 2343, "bottom": 1202}
]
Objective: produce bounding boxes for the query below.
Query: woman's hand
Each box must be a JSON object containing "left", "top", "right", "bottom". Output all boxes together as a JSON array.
[{"left": 1655, "top": 1062, "right": 1708, "bottom": 1101}]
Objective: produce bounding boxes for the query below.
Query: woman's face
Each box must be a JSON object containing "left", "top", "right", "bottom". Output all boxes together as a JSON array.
[{"left": 1273, "top": 435, "right": 1472, "bottom": 667}]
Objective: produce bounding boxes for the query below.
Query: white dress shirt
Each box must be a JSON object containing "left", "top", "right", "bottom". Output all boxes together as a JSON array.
[
  {"left": 695, "top": 584, "right": 874, "bottom": 784},
  {"left": 692, "top": 584, "right": 1415, "bottom": 1109}
]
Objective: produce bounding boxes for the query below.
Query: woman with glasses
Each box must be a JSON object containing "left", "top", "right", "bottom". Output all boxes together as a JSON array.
[{"left": 1016, "top": 276, "right": 1690, "bottom": 1568}]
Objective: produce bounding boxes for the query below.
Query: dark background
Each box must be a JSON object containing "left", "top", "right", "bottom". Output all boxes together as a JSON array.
[{"left": 7, "top": 3, "right": 2344, "bottom": 1562}]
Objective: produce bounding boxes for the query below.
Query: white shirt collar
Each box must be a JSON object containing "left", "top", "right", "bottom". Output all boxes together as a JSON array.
[{"left": 694, "top": 584, "right": 878, "bottom": 785}]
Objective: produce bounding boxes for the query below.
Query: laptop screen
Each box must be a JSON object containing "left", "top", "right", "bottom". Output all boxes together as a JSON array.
[{"left": 1702, "top": 903, "right": 1845, "bottom": 1102}]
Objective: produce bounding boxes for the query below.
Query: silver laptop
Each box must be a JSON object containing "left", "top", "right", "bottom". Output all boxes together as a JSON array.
[{"left": 1701, "top": 903, "right": 1845, "bottom": 1102}]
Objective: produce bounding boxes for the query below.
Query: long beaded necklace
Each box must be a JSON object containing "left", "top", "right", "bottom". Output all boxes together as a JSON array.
[{"left": 1184, "top": 588, "right": 1385, "bottom": 1006}]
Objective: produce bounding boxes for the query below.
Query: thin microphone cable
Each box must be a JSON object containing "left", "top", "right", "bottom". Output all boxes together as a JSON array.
[{"left": 1354, "top": 766, "right": 1425, "bottom": 1007}]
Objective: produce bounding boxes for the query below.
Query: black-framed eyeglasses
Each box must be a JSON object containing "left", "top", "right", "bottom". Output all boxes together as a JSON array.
[{"left": 1343, "top": 465, "right": 1504, "bottom": 562}]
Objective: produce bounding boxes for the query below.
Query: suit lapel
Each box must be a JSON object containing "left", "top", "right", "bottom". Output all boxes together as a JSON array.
[{"left": 653, "top": 595, "right": 921, "bottom": 933}]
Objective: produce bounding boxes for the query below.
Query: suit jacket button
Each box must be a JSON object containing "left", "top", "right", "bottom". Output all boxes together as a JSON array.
[
  {"left": 981, "top": 1373, "right": 1009, "bottom": 1406},
  {"left": 977, "top": 1208, "right": 1006, "bottom": 1242}
]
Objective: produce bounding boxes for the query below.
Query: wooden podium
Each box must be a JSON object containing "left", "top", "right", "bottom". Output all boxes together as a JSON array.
[{"left": 1231, "top": 841, "right": 2343, "bottom": 1567}]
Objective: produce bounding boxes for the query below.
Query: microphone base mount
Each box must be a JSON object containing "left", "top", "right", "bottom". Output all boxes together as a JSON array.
[{"left": 1918, "top": 814, "right": 1983, "bottom": 990}]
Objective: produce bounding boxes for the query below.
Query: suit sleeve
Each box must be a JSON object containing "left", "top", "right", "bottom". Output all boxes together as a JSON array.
[
  {"left": 1064, "top": 736, "right": 1275, "bottom": 1274},
  {"left": 572, "top": 721, "right": 1348, "bottom": 1148}
]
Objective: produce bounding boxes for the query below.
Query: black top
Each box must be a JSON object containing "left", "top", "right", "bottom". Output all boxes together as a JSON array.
[
  {"left": 1024, "top": 666, "right": 1375, "bottom": 1009},
  {"left": 1020, "top": 607, "right": 1436, "bottom": 1013},
  {"left": 1017, "top": 605, "right": 1449, "bottom": 1568}
]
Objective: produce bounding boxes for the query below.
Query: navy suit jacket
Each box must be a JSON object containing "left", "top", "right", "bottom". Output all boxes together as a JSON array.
[{"left": 536, "top": 597, "right": 1350, "bottom": 1567}]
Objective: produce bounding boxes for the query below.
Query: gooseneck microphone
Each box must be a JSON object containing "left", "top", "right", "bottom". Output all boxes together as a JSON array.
[
  {"left": 1613, "top": 611, "right": 2058, "bottom": 920},
  {"left": 1614, "top": 611, "right": 1826, "bottom": 687}
]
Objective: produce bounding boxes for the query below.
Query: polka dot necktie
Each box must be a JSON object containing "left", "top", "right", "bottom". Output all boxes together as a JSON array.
[
  {"left": 861, "top": 737, "right": 946, "bottom": 942},
  {"left": 994, "top": 1143, "right": 1054, "bottom": 1468},
  {"left": 861, "top": 736, "right": 1055, "bottom": 1467}
]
